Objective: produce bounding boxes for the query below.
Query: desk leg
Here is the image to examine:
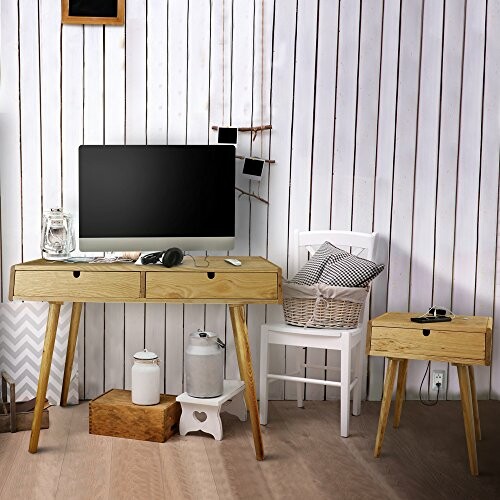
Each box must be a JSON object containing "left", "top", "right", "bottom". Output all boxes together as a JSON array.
[
  {"left": 393, "top": 359, "right": 408, "bottom": 428},
  {"left": 60, "top": 302, "right": 83, "bottom": 407},
  {"left": 374, "top": 358, "right": 398, "bottom": 458},
  {"left": 468, "top": 366, "right": 481, "bottom": 441},
  {"left": 29, "top": 302, "right": 61, "bottom": 453},
  {"left": 457, "top": 364, "right": 478, "bottom": 476},
  {"left": 229, "top": 305, "right": 264, "bottom": 461}
]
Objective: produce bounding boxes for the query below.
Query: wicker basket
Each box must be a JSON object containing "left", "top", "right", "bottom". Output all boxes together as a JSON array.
[{"left": 282, "top": 281, "right": 368, "bottom": 329}]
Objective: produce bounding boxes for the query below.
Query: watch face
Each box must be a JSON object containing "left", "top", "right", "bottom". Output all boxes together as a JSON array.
[{"left": 218, "top": 127, "right": 238, "bottom": 145}]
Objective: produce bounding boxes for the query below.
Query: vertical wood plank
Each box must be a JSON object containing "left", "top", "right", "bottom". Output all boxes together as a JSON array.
[
  {"left": 165, "top": 0, "right": 189, "bottom": 394},
  {"left": 103, "top": 18, "right": 126, "bottom": 392},
  {"left": 145, "top": 0, "right": 168, "bottom": 393},
  {"left": 19, "top": 0, "right": 42, "bottom": 263},
  {"left": 247, "top": 0, "right": 275, "bottom": 399},
  {"left": 184, "top": 0, "right": 211, "bottom": 362},
  {"left": 0, "top": 1, "right": 23, "bottom": 301},
  {"left": 206, "top": 0, "right": 232, "bottom": 367},
  {"left": 330, "top": 0, "right": 360, "bottom": 232},
  {"left": 327, "top": 0, "right": 361, "bottom": 400},
  {"left": 406, "top": 0, "right": 444, "bottom": 399},
  {"left": 123, "top": 0, "right": 147, "bottom": 390},
  {"left": 307, "top": 0, "right": 339, "bottom": 401},
  {"left": 350, "top": 0, "right": 383, "bottom": 400},
  {"left": 266, "top": 0, "right": 297, "bottom": 399},
  {"left": 386, "top": 0, "right": 422, "bottom": 313},
  {"left": 432, "top": 0, "right": 465, "bottom": 400},
  {"left": 369, "top": 0, "right": 401, "bottom": 400},
  {"left": 61, "top": 22, "right": 84, "bottom": 396},
  {"left": 475, "top": 0, "right": 500, "bottom": 398},
  {"left": 285, "top": 0, "right": 318, "bottom": 400},
  {"left": 83, "top": 24, "right": 105, "bottom": 399},
  {"left": 487, "top": 0, "right": 500, "bottom": 400},
  {"left": 226, "top": 0, "right": 254, "bottom": 382},
  {"left": 449, "top": 0, "right": 487, "bottom": 399},
  {"left": 39, "top": 0, "right": 62, "bottom": 210}
]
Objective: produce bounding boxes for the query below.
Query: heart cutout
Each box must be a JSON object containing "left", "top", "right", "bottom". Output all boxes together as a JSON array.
[{"left": 193, "top": 411, "right": 207, "bottom": 422}]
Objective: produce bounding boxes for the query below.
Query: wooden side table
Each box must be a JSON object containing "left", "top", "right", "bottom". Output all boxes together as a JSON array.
[{"left": 367, "top": 312, "right": 493, "bottom": 476}]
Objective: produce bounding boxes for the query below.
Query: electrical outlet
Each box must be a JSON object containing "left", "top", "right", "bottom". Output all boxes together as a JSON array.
[{"left": 432, "top": 370, "right": 446, "bottom": 391}]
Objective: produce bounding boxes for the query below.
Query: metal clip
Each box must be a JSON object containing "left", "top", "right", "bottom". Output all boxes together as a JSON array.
[{"left": 216, "top": 338, "right": 226, "bottom": 349}]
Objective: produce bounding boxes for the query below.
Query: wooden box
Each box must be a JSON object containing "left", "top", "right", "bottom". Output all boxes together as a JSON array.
[{"left": 89, "top": 389, "right": 181, "bottom": 443}]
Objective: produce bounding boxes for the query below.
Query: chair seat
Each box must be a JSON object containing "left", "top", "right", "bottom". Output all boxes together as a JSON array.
[{"left": 264, "top": 322, "right": 361, "bottom": 338}]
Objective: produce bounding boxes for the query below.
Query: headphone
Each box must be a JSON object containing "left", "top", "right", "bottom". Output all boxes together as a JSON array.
[{"left": 141, "top": 248, "right": 184, "bottom": 268}]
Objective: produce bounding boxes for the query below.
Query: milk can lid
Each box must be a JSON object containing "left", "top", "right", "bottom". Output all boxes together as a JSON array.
[{"left": 133, "top": 349, "right": 158, "bottom": 360}]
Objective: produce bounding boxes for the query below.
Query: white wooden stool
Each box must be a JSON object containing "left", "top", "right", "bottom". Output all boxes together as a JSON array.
[{"left": 176, "top": 380, "right": 247, "bottom": 440}]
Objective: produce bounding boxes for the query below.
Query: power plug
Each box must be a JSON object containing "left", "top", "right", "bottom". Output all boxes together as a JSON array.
[{"left": 432, "top": 370, "right": 446, "bottom": 391}]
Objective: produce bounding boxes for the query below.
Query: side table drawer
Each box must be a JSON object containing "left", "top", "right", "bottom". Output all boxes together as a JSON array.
[
  {"left": 369, "top": 326, "right": 486, "bottom": 364},
  {"left": 14, "top": 271, "right": 142, "bottom": 300},
  {"left": 146, "top": 272, "right": 278, "bottom": 301}
]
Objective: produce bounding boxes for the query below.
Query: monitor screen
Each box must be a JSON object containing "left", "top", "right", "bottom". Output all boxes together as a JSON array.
[{"left": 79, "top": 145, "right": 235, "bottom": 251}]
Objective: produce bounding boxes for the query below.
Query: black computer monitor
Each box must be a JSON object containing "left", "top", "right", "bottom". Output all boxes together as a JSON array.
[{"left": 78, "top": 145, "right": 235, "bottom": 252}]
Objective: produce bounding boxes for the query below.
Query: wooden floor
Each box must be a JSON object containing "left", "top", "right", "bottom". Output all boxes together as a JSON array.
[{"left": 0, "top": 400, "right": 499, "bottom": 499}]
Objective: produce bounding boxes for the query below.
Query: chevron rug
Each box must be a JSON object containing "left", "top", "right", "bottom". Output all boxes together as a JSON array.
[{"left": 0, "top": 302, "right": 79, "bottom": 405}]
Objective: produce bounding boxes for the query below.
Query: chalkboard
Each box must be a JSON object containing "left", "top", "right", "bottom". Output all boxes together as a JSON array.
[
  {"left": 69, "top": 0, "right": 117, "bottom": 18},
  {"left": 62, "top": 0, "right": 124, "bottom": 25}
]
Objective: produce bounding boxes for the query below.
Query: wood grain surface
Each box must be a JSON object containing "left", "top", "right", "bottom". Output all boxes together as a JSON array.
[
  {"left": 2, "top": 401, "right": 499, "bottom": 498},
  {"left": 89, "top": 390, "right": 181, "bottom": 443}
]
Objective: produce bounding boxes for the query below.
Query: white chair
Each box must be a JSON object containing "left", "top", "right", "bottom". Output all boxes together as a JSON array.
[{"left": 259, "top": 230, "right": 377, "bottom": 437}]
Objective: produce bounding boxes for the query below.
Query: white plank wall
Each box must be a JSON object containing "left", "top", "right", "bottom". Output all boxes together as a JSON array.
[{"left": 1, "top": 0, "right": 499, "bottom": 402}]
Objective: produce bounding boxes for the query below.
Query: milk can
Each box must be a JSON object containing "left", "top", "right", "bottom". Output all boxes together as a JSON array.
[
  {"left": 131, "top": 349, "right": 160, "bottom": 405},
  {"left": 185, "top": 330, "right": 225, "bottom": 398}
]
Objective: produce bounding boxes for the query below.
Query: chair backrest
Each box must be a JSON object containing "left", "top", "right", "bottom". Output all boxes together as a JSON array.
[{"left": 291, "top": 229, "right": 378, "bottom": 278}]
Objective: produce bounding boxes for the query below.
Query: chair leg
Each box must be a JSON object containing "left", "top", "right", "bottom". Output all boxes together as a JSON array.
[
  {"left": 340, "top": 343, "right": 352, "bottom": 437},
  {"left": 296, "top": 347, "right": 305, "bottom": 408},
  {"left": 259, "top": 325, "right": 270, "bottom": 425},
  {"left": 352, "top": 339, "right": 363, "bottom": 416}
]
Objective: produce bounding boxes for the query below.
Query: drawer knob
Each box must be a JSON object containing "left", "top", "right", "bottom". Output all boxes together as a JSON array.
[
  {"left": 207, "top": 272, "right": 216, "bottom": 280},
  {"left": 422, "top": 329, "right": 430, "bottom": 337},
  {"left": 73, "top": 271, "right": 81, "bottom": 278}
]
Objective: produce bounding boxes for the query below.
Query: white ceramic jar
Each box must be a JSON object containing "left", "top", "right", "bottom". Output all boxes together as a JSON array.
[
  {"left": 185, "top": 330, "right": 225, "bottom": 398},
  {"left": 131, "top": 349, "right": 160, "bottom": 405}
]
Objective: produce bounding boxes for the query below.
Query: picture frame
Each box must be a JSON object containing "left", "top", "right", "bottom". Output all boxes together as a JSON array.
[
  {"left": 242, "top": 157, "right": 265, "bottom": 181},
  {"left": 61, "top": 0, "right": 125, "bottom": 26}
]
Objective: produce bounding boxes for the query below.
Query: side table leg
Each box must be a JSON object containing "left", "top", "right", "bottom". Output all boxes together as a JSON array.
[
  {"left": 393, "top": 359, "right": 408, "bottom": 428},
  {"left": 457, "top": 364, "right": 478, "bottom": 475},
  {"left": 60, "top": 302, "right": 83, "bottom": 406},
  {"left": 29, "top": 302, "right": 61, "bottom": 453},
  {"left": 468, "top": 366, "right": 481, "bottom": 441},
  {"left": 229, "top": 305, "right": 264, "bottom": 461},
  {"left": 374, "top": 358, "right": 398, "bottom": 458}
]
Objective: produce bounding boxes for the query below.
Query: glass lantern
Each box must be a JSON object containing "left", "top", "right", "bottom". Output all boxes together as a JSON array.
[{"left": 41, "top": 208, "right": 75, "bottom": 260}]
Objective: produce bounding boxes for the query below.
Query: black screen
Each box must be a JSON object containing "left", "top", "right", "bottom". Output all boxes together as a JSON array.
[
  {"left": 79, "top": 145, "right": 235, "bottom": 238},
  {"left": 69, "top": 0, "right": 118, "bottom": 17}
]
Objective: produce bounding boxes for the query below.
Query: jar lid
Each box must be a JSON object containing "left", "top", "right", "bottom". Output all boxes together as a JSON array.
[
  {"left": 190, "top": 330, "right": 217, "bottom": 340},
  {"left": 133, "top": 349, "right": 158, "bottom": 360}
]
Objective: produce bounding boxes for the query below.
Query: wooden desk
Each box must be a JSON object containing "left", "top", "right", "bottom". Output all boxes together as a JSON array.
[
  {"left": 367, "top": 312, "right": 493, "bottom": 476},
  {"left": 9, "top": 256, "right": 282, "bottom": 459}
]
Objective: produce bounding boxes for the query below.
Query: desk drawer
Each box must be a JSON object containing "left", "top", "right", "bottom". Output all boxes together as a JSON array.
[
  {"left": 369, "top": 326, "right": 486, "bottom": 364},
  {"left": 146, "top": 272, "right": 277, "bottom": 301},
  {"left": 14, "top": 271, "right": 141, "bottom": 300}
]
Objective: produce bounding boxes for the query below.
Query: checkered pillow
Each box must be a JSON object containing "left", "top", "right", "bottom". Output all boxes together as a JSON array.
[{"left": 291, "top": 241, "right": 384, "bottom": 287}]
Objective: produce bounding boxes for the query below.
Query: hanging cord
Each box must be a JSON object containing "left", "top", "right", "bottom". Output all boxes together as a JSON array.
[
  {"left": 183, "top": 253, "right": 210, "bottom": 268},
  {"left": 419, "top": 361, "right": 441, "bottom": 406}
]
